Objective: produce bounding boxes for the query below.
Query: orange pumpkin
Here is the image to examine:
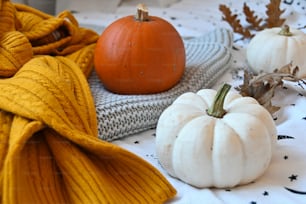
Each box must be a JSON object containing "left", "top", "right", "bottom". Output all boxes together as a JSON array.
[{"left": 94, "top": 4, "right": 186, "bottom": 94}]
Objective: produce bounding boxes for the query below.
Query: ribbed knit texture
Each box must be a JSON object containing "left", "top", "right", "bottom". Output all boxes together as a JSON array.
[
  {"left": 0, "top": 31, "right": 32, "bottom": 77},
  {"left": 0, "top": 1, "right": 176, "bottom": 203},
  {"left": 89, "top": 28, "right": 233, "bottom": 141},
  {"left": 0, "top": 0, "right": 16, "bottom": 35},
  {"left": 0, "top": 1, "right": 32, "bottom": 77},
  {"left": 0, "top": 1, "right": 98, "bottom": 77},
  {"left": 0, "top": 56, "right": 176, "bottom": 204}
]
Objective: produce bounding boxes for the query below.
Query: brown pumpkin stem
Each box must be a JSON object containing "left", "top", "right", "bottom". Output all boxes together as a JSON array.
[
  {"left": 207, "top": 83, "right": 231, "bottom": 118},
  {"left": 278, "top": 24, "right": 293, "bottom": 36},
  {"left": 135, "top": 4, "right": 150, "bottom": 21}
]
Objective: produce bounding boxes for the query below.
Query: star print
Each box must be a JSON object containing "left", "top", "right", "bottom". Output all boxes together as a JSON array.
[{"left": 289, "top": 174, "right": 298, "bottom": 182}]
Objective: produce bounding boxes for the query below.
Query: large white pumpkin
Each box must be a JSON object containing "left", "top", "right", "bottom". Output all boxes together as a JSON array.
[
  {"left": 246, "top": 25, "right": 306, "bottom": 78},
  {"left": 156, "top": 84, "right": 277, "bottom": 188}
]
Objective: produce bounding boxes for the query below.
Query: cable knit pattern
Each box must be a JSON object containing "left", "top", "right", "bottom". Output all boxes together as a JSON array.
[
  {"left": 0, "top": 56, "right": 176, "bottom": 204},
  {"left": 89, "top": 28, "right": 233, "bottom": 141},
  {"left": 0, "top": 2, "right": 98, "bottom": 77},
  {"left": 0, "top": 0, "right": 16, "bottom": 34},
  {"left": 0, "top": 1, "right": 176, "bottom": 203},
  {"left": 0, "top": 31, "right": 32, "bottom": 76},
  {"left": 15, "top": 4, "right": 99, "bottom": 57}
]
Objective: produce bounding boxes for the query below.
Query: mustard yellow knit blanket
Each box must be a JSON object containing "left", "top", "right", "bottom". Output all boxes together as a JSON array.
[{"left": 0, "top": 1, "right": 176, "bottom": 203}]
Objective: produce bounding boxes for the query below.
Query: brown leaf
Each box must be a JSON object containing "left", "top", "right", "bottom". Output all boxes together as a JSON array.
[
  {"left": 219, "top": 0, "right": 286, "bottom": 39},
  {"left": 243, "top": 3, "right": 264, "bottom": 30},
  {"left": 219, "top": 4, "right": 253, "bottom": 39},
  {"left": 274, "top": 62, "right": 300, "bottom": 80},
  {"left": 265, "top": 0, "right": 286, "bottom": 28},
  {"left": 236, "top": 64, "right": 302, "bottom": 114}
]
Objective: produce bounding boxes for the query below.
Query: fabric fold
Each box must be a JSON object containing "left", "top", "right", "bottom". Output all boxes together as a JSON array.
[
  {"left": 0, "top": 31, "right": 33, "bottom": 77},
  {"left": 0, "top": 1, "right": 176, "bottom": 203},
  {"left": 0, "top": 1, "right": 98, "bottom": 77},
  {"left": 15, "top": 3, "right": 99, "bottom": 56},
  {"left": 0, "top": 56, "right": 176, "bottom": 203}
]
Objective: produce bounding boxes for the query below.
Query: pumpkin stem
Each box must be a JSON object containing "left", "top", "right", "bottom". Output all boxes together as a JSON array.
[
  {"left": 207, "top": 84, "right": 231, "bottom": 118},
  {"left": 135, "top": 4, "right": 150, "bottom": 21},
  {"left": 278, "top": 25, "right": 293, "bottom": 36}
]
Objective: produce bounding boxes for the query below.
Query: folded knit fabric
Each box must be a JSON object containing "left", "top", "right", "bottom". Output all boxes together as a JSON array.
[
  {"left": 0, "top": 56, "right": 176, "bottom": 203},
  {"left": 0, "top": 0, "right": 17, "bottom": 34},
  {"left": 0, "top": 1, "right": 98, "bottom": 77},
  {"left": 89, "top": 28, "right": 233, "bottom": 141},
  {"left": 15, "top": 3, "right": 99, "bottom": 77},
  {"left": 0, "top": 1, "right": 176, "bottom": 203},
  {"left": 15, "top": 3, "right": 98, "bottom": 55},
  {"left": 0, "top": 31, "right": 33, "bottom": 77},
  {"left": 0, "top": 1, "right": 32, "bottom": 77}
]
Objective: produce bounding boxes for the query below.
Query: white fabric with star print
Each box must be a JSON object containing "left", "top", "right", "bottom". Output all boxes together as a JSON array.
[{"left": 75, "top": 0, "right": 306, "bottom": 203}]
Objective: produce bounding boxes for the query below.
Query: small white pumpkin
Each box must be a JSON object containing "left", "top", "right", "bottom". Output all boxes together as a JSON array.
[
  {"left": 247, "top": 25, "right": 306, "bottom": 78},
  {"left": 156, "top": 84, "right": 277, "bottom": 188}
]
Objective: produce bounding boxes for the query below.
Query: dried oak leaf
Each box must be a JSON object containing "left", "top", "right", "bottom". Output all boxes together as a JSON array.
[
  {"left": 219, "top": 0, "right": 286, "bottom": 39},
  {"left": 265, "top": 0, "right": 286, "bottom": 28},
  {"left": 236, "top": 63, "right": 303, "bottom": 114},
  {"left": 219, "top": 4, "right": 253, "bottom": 39},
  {"left": 243, "top": 3, "right": 264, "bottom": 30}
]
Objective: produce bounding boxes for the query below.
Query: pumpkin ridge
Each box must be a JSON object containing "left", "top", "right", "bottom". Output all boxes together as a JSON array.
[
  {"left": 222, "top": 112, "right": 272, "bottom": 184},
  {"left": 219, "top": 116, "right": 248, "bottom": 186},
  {"left": 212, "top": 119, "right": 244, "bottom": 188},
  {"left": 172, "top": 115, "right": 215, "bottom": 187}
]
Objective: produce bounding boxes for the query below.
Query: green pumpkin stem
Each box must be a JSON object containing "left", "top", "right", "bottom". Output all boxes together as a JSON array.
[
  {"left": 278, "top": 25, "right": 293, "bottom": 36},
  {"left": 207, "top": 83, "right": 231, "bottom": 118},
  {"left": 135, "top": 4, "right": 150, "bottom": 21}
]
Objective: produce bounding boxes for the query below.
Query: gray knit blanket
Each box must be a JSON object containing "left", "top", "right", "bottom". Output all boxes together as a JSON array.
[{"left": 89, "top": 28, "right": 233, "bottom": 141}]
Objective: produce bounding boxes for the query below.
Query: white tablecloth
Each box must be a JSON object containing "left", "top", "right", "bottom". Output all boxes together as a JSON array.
[{"left": 75, "top": 0, "right": 306, "bottom": 203}]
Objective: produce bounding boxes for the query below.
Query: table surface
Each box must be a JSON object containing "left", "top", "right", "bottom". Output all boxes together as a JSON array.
[{"left": 75, "top": 0, "right": 306, "bottom": 203}]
